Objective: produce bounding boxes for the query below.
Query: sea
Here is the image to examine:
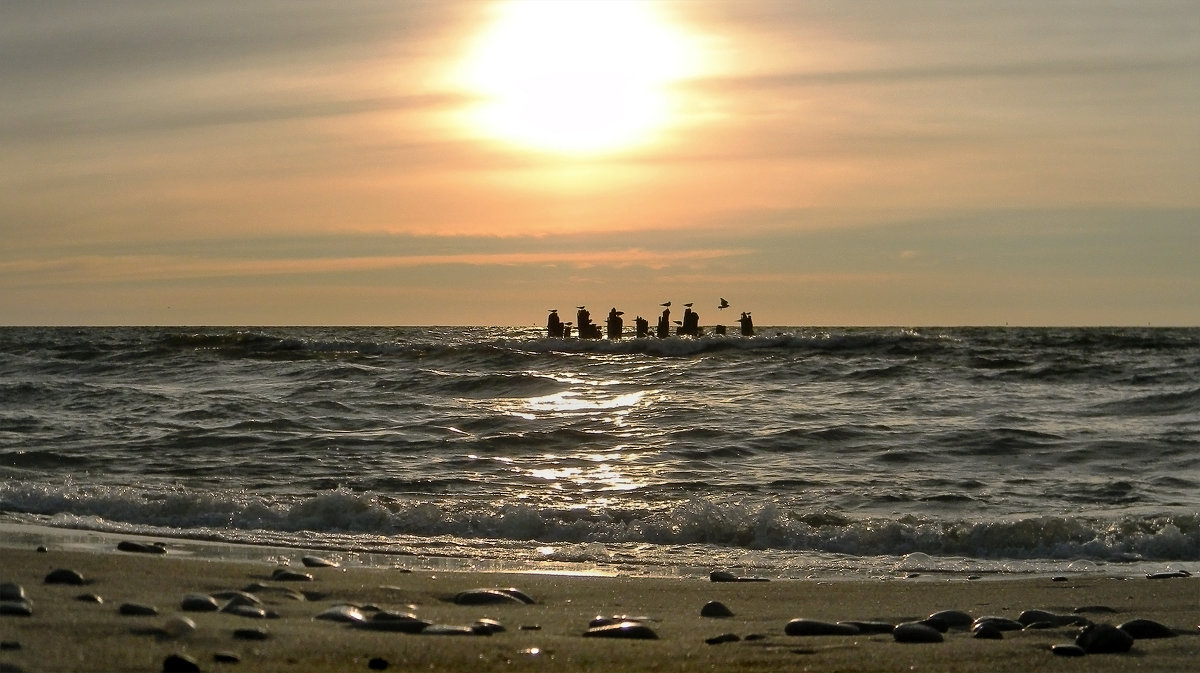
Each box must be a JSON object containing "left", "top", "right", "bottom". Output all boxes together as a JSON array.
[{"left": 1, "top": 326, "right": 1197, "bottom": 579}]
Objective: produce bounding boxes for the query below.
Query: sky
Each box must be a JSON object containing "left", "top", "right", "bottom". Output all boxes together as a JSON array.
[{"left": 2, "top": 0, "right": 1198, "bottom": 326}]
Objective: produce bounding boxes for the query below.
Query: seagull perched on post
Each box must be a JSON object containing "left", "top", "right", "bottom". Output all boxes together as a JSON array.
[
  {"left": 660, "top": 301, "right": 671, "bottom": 307},
  {"left": 718, "top": 298, "right": 730, "bottom": 310}
]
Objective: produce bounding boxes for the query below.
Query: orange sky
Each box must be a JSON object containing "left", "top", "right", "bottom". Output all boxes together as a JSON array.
[{"left": 2, "top": 1, "right": 1198, "bottom": 326}]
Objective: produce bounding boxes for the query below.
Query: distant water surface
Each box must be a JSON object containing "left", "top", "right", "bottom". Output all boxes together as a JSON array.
[{"left": 1, "top": 326, "right": 1197, "bottom": 576}]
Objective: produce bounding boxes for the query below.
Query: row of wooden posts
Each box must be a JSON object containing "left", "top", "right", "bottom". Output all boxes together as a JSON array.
[{"left": 546, "top": 304, "right": 754, "bottom": 339}]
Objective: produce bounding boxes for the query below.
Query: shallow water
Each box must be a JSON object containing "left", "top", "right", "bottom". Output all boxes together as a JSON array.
[{"left": 1, "top": 326, "right": 1197, "bottom": 576}]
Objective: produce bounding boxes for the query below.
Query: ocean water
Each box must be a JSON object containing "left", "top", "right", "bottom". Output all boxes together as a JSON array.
[{"left": 1, "top": 326, "right": 1197, "bottom": 578}]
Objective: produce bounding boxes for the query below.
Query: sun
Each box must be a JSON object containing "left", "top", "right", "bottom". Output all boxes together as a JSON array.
[{"left": 459, "top": 1, "right": 695, "bottom": 156}]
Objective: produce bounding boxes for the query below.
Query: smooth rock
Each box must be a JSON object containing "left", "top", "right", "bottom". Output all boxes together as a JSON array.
[
  {"left": 354, "top": 612, "right": 430, "bottom": 633},
  {"left": 1146, "top": 570, "right": 1190, "bottom": 579},
  {"left": 971, "top": 623, "right": 1003, "bottom": 639},
  {"left": 893, "top": 621, "right": 944, "bottom": 643},
  {"left": 213, "top": 652, "right": 241, "bottom": 663},
  {"left": 119, "top": 602, "right": 159, "bottom": 617},
  {"left": 0, "top": 642, "right": 20, "bottom": 651},
  {"left": 222, "top": 604, "right": 269, "bottom": 619},
  {"left": 36, "top": 545, "right": 48, "bottom": 553},
  {"left": 1117, "top": 618, "right": 1176, "bottom": 639},
  {"left": 784, "top": 619, "right": 859, "bottom": 636},
  {"left": 453, "top": 588, "right": 534, "bottom": 605},
  {"left": 367, "top": 657, "right": 389, "bottom": 670},
  {"left": 700, "top": 601, "right": 734, "bottom": 618},
  {"left": 582, "top": 621, "right": 659, "bottom": 639},
  {"left": 0, "top": 601, "right": 33, "bottom": 617},
  {"left": 473, "top": 618, "right": 506, "bottom": 634},
  {"left": 162, "top": 616, "right": 196, "bottom": 638},
  {"left": 301, "top": 555, "right": 339, "bottom": 568},
  {"left": 75, "top": 593, "right": 104, "bottom": 604},
  {"left": 839, "top": 621, "right": 896, "bottom": 634},
  {"left": 706, "top": 633, "right": 740, "bottom": 645},
  {"left": 271, "top": 568, "right": 313, "bottom": 582},
  {"left": 1051, "top": 643, "right": 1086, "bottom": 657},
  {"left": 1018, "top": 609, "right": 1085, "bottom": 627},
  {"left": 241, "top": 584, "right": 308, "bottom": 601},
  {"left": 233, "top": 627, "right": 270, "bottom": 640},
  {"left": 1076, "top": 623, "right": 1134, "bottom": 654},
  {"left": 590, "top": 615, "right": 652, "bottom": 628},
  {"left": 1051, "top": 576, "right": 1068, "bottom": 582},
  {"left": 180, "top": 593, "right": 220, "bottom": 612},
  {"left": 916, "top": 617, "right": 949, "bottom": 633},
  {"left": 213, "top": 590, "right": 261, "bottom": 605},
  {"left": 44, "top": 568, "right": 85, "bottom": 585},
  {"left": 709, "top": 570, "right": 769, "bottom": 583},
  {"left": 0, "top": 584, "right": 25, "bottom": 602},
  {"left": 1074, "top": 605, "right": 1118, "bottom": 614},
  {"left": 971, "top": 616, "right": 1024, "bottom": 632},
  {"left": 161, "top": 653, "right": 200, "bottom": 673},
  {"left": 117, "top": 540, "right": 167, "bottom": 555},
  {"left": 422, "top": 624, "right": 484, "bottom": 636},
  {"left": 926, "top": 610, "right": 973, "bottom": 628},
  {"left": 314, "top": 604, "right": 366, "bottom": 623}
]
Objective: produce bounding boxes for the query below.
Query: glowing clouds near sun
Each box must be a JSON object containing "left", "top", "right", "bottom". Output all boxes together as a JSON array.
[{"left": 458, "top": 1, "right": 696, "bottom": 155}]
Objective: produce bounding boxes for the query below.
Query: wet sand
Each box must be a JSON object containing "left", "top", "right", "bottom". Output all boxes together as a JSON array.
[{"left": 1, "top": 537, "right": 1196, "bottom": 672}]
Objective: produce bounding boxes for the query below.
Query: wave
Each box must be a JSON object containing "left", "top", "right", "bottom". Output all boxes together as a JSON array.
[{"left": 3, "top": 482, "right": 1197, "bottom": 563}]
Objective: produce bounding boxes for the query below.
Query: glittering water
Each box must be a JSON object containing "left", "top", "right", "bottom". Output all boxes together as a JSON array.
[{"left": 1, "top": 326, "right": 1197, "bottom": 576}]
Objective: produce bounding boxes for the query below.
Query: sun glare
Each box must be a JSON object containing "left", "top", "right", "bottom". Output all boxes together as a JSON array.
[{"left": 459, "top": 1, "right": 695, "bottom": 155}]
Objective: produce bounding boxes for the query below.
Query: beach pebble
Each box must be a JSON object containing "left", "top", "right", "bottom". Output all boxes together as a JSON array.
[
  {"left": 243, "top": 583, "right": 310, "bottom": 601},
  {"left": 474, "top": 618, "right": 506, "bottom": 634},
  {"left": 706, "top": 632, "right": 740, "bottom": 645},
  {"left": 119, "top": 602, "right": 159, "bottom": 617},
  {"left": 213, "top": 652, "right": 241, "bottom": 663},
  {"left": 117, "top": 540, "right": 167, "bottom": 555},
  {"left": 784, "top": 619, "right": 860, "bottom": 636},
  {"left": 709, "top": 570, "right": 768, "bottom": 583},
  {"left": 44, "top": 568, "right": 85, "bottom": 585},
  {"left": 1051, "top": 576, "right": 1068, "bottom": 582},
  {"left": 301, "top": 555, "right": 339, "bottom": 568},
  {"left": 700, "top": 601, "right": 734, "bottom": 618},
  {"left": 1118, "top": 618, "right": 1176, "bottom": 639},
  {"left": 1075, "top": 623, "right": 1134, "bottom": 654},
  {"left": 1018, "top": 609, "right": 1085, "bottom": 627},
  {"left": 0, "top": 600, "right": 33, "bottom": 617},
  {"left": 839, "top": 621, "right": 896, "bottom": 634},
  {"left": 233, "top": 627, "right": 270, "bottom": 640},
  {"left": 162, "top": 615, "right": 196, "bottom": 638},
  {"left": 0, "top": 641, "right": 19, "bottom": 650},
  {"left": 1074, "top": 605, "right": 1118, "bottom": 614},
  {"left": 161, "top": 653, "right": 200, "bottom": 673},
  {"left": 1051, "top": 643, "right": 1086, "bottom": 657},
  {"left": 453, "top": 588, "right": 535, "bottom": 605},
  {"left": 893, "top": 622, "right": 944, "bottom": 643},
  {"left": 213, "top": 590, "right": 261, "bottom": 606},
  {"left": 36, "top": 545, "right": 48, "bottom": 553},
  {"left": 180, "top": 593, "right": 221, "bottom": 612},
  {"left": 75, "top": 593, "right": 103, "bottom": 604},
  {"left": 314, "top": 604, "right": 366, "bottom": 623},
  {"left": 582, "top": 621, "right": 659, "bottom": 639},
  {"left": 223, "top": 604, "right": 270, "bottom": 619},
  {"left": 0, "top": 584, "right": 25, "bottom": 602},
  {"left": 926, "top": 610, "right": 973, "bottom": 629},
  {"left": 1146, "top": 570, "right": 1190, "bottom": 580},
  {"left": 354, "top": 612, "right": 430, "bottom": 633},
  {"left": 972, "top": 623, "right": 1004, "bottom": 639},
  {"left": 271, "top": 568, "right": 313, "bottom": 582},
  {"left": 589, "top": 615, "right": 652, "bottom": 628},
  {"left": 915, "top": 618, "right": 949, "bottom": 633},
  {"left": 367, "top": 657, "right": 389, "bottom": 670},
  {"left": 422, "top": 624, "right": 486, "bottom": 636},
  {"left": 971, "top": 616, "right": 1024, "bottom": 632}
]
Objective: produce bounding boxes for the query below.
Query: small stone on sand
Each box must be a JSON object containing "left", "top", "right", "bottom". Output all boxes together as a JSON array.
[{"left": 44, "top": 568, "right": 85, "bottom": 585}]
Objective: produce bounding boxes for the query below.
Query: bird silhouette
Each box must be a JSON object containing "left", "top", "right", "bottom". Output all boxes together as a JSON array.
[
  {"left": 718, "top": 298, "right": 730, "bottom": 310},
  {"left": 660, "top": 301, "right": 671, "bottom": 307}
]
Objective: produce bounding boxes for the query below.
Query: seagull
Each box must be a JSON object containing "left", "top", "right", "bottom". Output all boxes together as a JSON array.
[
  {"left": 548, "top": 309, "right": 558, "bottom": 313},
  {"left": 684, "top": 302, "right": 693, "bottom": 308},
  {"left": 718, "top": 298, "right": 730, "bottom": 310},
  {"left": 660, "top": 301, "right": 671, "bottom": 307},
  {"left": 577, "top": 306, "right": 586, "bottom": 310}
]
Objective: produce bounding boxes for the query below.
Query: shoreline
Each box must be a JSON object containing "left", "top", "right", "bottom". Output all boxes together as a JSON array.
[{"left": 3, "top": 526, "right": 1197, "bottom": 672}]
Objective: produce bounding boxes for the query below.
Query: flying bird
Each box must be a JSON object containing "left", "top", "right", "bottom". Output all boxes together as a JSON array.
[{"left": 718, "top": 298, "right": 730, "bottom": 310}]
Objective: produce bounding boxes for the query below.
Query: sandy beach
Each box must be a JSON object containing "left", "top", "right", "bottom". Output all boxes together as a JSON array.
[{"left": 1, "top": 530, "right": 1196, "bottom": 673}]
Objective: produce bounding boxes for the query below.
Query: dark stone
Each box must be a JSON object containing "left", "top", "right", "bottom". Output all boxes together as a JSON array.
[
  {"left": 893, "top": 622, "right": 944, "bottom": 643},
  {"left": 75, "top": 593, "right": 103, "bottom": 603},
  {"left": 583, "top": 621, "right": 658, "bottom": 639},
  {"left": 706, "top": 633, "right": 740, "bottom": 645},
  {"left": 784, "top": 619, "right": 859, "bottom": 636},
  {"left": 744, "top": 633, "right": 768, "bottom": 641},
  {"left": 1051, "top": 576, "right": 1068, "bottom": 582},
  {"left": 301, "top": 555, "right": 339, "bottom": 568},
  {"left": 709, "top": 570, "right": 768, "bottom": 583},
  {"left": 223, "top": 604, "right": 269, "bottom": 619},
  {"left": 0, "top": 642, "right": 20, "bottom": 651},
  {"left": 1018, "top": 609, "right": 1085, "bottom": 627},
  {"left": 453, "top": 588, "right": 534, "bottom": 605},
  {"left": 971, "top": 616, "right": 1024, "bottom": 632},
  {"left": 839, "top": 621, "right": 895, "bottom": 634},
  {"left": 367, "top": 657, "right": 389, "bottom": 670},
  {"left": 213, "top": 591, "right": 261, "bottom": 605},
  {"left": 972, "top": 624, "right": 1003, "bottom": 639},
  {"left": 354, "top": 612, "right": 430, "bottom": 633},
  {"left": 161, "top": 653, "right": 200, "bottom": 673},
  {"left": 1076, "top": 623, "right": 1134, "bottom": 654},
  {"left": 180, "top": 594, "right": 221, "bottom": 612},
  {"left": 314, "top": 605, "right": 366, "bottom": 623},
  {"left": 44, "top": 568, "right": 85, "bottom": 585},
  {"left": 118, "top": 602, "right": 159, "bottom": 617},
  {"left": 589, "top": 615, "right": 652, "bottom": 628},
  {"left": 1074, "top": 605, "right": 1118, "bottom": 614},
  {"left": 1146, "top": 570, "right": 1190, "bottom": 579},
  {"left": 212, "top": 652, "right": 240, "bottom": 663},
  {"left": 117, "top": 540, "right": 167, "bottom": 555},
  {"left": 422, "top": 624, "right": 483, "bottom": 636},
  {"left": 36, "top": 545, "right": 48, "bottom": 553},
  {"left": 916, "top": 618, "right": 949, "bottom": 633},
  {"left": 700, "top": 601, "right": 733, "bottom": 618},
  {"left": 271, "top": 568, "right": 313, "bottom": 582},
  {"left": 473, "top": 618, "right": 506, "bottom": 634},
  {"left": 1117, "top": 618, "right": 1176, "bottom": 639},
  {"left": 0, "top": 584, "right": 25, "bottom": 602},
  {"left": 0, "top": 601, "right": 33, "bottom": 617},
  {"left": 1051, "top": 643, "right": 1086, "bottom": 657},
  {"left": 926, "top": 610, "right": 973, "bottom": 628},
  {"left": 233, "top": 627, "right": 270, "bottom": 640}
]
